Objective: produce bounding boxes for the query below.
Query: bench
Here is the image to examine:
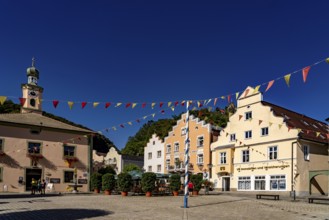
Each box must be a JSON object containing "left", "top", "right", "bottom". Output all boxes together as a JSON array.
[
  {"left": 256, "top": 194, "right": 279, "bottom": 200},
  {"left": 308, "top": 197, "right": 329, "bottom": 204}
]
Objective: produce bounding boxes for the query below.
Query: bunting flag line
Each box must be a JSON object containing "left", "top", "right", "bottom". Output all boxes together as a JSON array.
[
  {"left": 302, "top": 66, "right": 311, "bottom": 83},
  {"left": 0, "top": 96, "right": 7, "bottom": 104},
  {"left": 19, "top": 98, "right": 26, "bottom": 106},
  {"left": 284, "top": 74, "right": 291, "bottom": 87},
  {"left": 93, "top": 102, "right": 100, "bottom": 108},
  {"left": 265, "top": 80, "right": 275, "bottom": 92},
  {"left": 68, "top": 101, "right": 74, "bottom": 110}
]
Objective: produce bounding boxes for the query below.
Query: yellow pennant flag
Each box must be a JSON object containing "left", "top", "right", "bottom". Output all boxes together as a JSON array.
[
  {"left": 284, "top": 74, "right": 291, "bottom": 87},
  {"left": 278, "top": 124, "right": 282, "bottom": 129},
  {"left": 221, "top": 96, "right": 225, "bottom": 100},
  {"left": 151, "top": 102, "right": 156, "bottom": 109},
  {"left": 0, "top": 96, "right": 7, "bottom": 104},
  {"left": 197, "top": 101, "right": 201, "bottom": 107},
  {"left": 143, "top": 116, "right": 148, "bottom": 120},
  {"left": 253, "top": 85, "right": 260, "bottom": 94},
  {"left": 112, "top": 126, "right": 117, "bottom": 131},
  {"left": 132, "top": 103, "right": 137, "bottom": 109},
  {"left": 68, "top": 101, "right": 74, "bottom": 109},
  {"left": 152, "top": 113, "right": 156, "bottom": 118},
  {"left": 316, "top": 132, "right": 320, "bottom": 137},
  {"left": 168, "top": 102, "right": 172, "bottom": 107},
  {"left": 115, "top": 103, "right": 122, "bottom": 107},
  {"left": 128, "top": 122, "right": 133, "bottom": 125},
  {"left": 192, "top": 107, "right": 197, "bottom": 111},
  {"left": 171, "top": 107, "right": 175, "bottom": 111},
  {"left": 269, "top": 122, "right": 273, "bottom": 127},
  {"left": 235, "top": 92, "right": 239, "bottom": 100},
  {"left": 93, "top": 102, "right": 100, "bottom": 108}
]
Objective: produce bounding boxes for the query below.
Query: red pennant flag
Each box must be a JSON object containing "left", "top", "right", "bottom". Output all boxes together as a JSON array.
[
  {"left": 105, "top": 102, "right": 111, "bottom": 108},
  {"left": 265, "top": 80, "right": 275, "bottom": 92},
  {"left": 227, "top": 95, "right": 231, "bottom": 103},
  {"left": 120, "top": 124, "right": 124, "bottom": 128},
  {"left": 125, "top": 103, "right": 131, "bottom": 108},
  {"left": 161, "top": 110, "right": 165, "bottom": 114},
  {"left": 53, "top": 100, "right": 59, "bottom": 108},
  {"left": 244, "top": 89, "right": 250, "bottom": 97},
  {"left": 306, "top": 130, "right": 310, "bottom": 134},
  {"left": 136, "top": 119, "right": 140, "bottom": 123},
  {"left": 142, "top": 103, "right": 147, "bottom": 108},
  {"left": 220, "top": 109, "right": 225, "bottom": 114},
  {"left": 159, "top": 102, "right": 164, "bottom": 108},
  {"left": 258, "top": 120, "right": 263, "bottom": 125},
  {"left": 181, "top": 101, "right": 185, "bottom": 106},
  {"left": 240, "top": 141, "right": 242, "bottom": 145},
  {"left": 239, "top": 115, "right": 243, "bottom": 120},
  {"left": 302, "top": 66, "right": 311, "bottom": 83},
  {"left": 81, "top": 102, "right": 87, "bottom": 109},
  {"left": 19, "top": 98, "right": 26, "bottom": 106}
]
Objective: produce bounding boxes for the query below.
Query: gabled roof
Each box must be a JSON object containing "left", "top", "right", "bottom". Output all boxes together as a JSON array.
[
  {"left": 0, "top": 112, "right": 91, "bottom": 133},
  {"left": 262, "top": 101, "right": 328, "bottom": 144}
]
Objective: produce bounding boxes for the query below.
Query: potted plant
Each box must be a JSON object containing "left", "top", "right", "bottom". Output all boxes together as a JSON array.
[
  {"left": 102, "top": 173, "right": 116, "bottom": 195},
  {"left": 202, "top": 179, "right": 213, "bottom": 195},
  {"left": 117, "top": 172, "right": 133, "bottom": 196},
  {"left": 169, "top": 174, "right": 181, "bottom": 196},
  {"left": 141, "top": 172, "right": 157, "bottom": 197},
  {"left": 190, "top": 174, "right": 203, "bottom": 195},
  {"left": 91, "top": 172, "right": 102, "bottom": 193}
]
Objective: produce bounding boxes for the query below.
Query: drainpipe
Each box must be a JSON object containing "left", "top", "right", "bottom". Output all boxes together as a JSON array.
[{"left": 291, "top": 141, "right": 297, "bottom": 200}]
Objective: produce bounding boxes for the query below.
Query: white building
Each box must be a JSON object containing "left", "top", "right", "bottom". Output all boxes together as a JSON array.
[{"left": 144, "top": 134, "right": 165, "bottom": 173}]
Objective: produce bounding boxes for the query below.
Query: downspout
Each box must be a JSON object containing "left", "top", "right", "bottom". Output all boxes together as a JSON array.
[{"left": 291, "top": 141, "right": 297, "bottom": 200}]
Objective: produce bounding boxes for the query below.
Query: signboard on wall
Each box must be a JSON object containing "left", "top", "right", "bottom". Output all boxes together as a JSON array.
[
  {"left": 78, "top": 179, "right": 88, "bottom": 184},
  {"left": 49, "top": 178, "right": 61, "bottom": 184}
]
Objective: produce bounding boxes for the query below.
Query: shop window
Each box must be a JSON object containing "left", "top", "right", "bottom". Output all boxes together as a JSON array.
[
  {"left": 270, "top": 175, "right": 286, "bottom": 190},
  {"left": 238, "top": 176, "right": 251, "bottom": 190},
  {"left": 254, "top": 176, "right": 265, "bottom": 190},
  {"left": 64, "top": 171, "right": 74, "bottom": 183}
]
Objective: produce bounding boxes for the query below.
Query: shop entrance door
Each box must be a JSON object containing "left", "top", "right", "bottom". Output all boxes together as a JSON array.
[
  {"left": 26, "top": 168, "right": 42, "bottom": 191},
  {"left": 222, "top": 177, "right": 230, "bottom": 191}
]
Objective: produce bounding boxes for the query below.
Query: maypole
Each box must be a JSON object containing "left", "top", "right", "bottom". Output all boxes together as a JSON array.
[{"left": 183, "top": 100, "right": 190, "bottom": 208}]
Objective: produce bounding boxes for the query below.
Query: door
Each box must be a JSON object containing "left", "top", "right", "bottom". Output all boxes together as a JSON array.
[
  {"left": 26, "top": 168, "right": 42, "bottom": 191},
  {"left": 222, "top": 177, "right": 230, "bottom": 191}
]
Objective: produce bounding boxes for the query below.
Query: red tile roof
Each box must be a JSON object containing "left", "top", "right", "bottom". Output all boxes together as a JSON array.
[{"left": 262, "top": 101, "right": 328, "bottom": 144}]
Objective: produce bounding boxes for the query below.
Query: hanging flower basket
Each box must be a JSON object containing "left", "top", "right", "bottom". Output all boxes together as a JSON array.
[{"left": 63, "top": 156, "right": 79, "bottom": 167}]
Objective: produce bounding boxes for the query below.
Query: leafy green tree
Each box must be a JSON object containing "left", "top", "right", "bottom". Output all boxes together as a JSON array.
[
  {"left": 98, "top": 165, "right": 116, "bottom": 175},
  {"left": 123, "top": 164, "right": 142, "bottom": 173},
  {"left": 0, "top": 100, "right": 21, "bottom": 113}
]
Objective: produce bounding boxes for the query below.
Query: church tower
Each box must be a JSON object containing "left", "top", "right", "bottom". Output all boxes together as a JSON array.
[{"left": 21, "top": 58, "right": 44, "bottom": 114}]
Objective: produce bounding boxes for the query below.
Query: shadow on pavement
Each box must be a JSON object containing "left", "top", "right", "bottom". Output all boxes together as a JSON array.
[
  {"left": 0, "top": 208, "right": 112, "bottom": 220},
  {"left": 189, "top": 198, "right": 249, "bottom": 208}
]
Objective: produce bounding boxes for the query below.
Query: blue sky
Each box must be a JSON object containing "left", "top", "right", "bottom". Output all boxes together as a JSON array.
[{"left": 1, "top": 0, "right": 328, "bottom": 149}]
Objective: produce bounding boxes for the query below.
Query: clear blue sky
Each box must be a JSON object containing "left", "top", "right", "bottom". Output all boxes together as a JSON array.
[{"left": 1, "top": 1, "right": 328, "bottom": 149}]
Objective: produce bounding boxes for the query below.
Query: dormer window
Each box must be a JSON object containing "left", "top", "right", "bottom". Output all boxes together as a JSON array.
[{"left": 245, "top": 111, "right": 252, "bottom": 120}]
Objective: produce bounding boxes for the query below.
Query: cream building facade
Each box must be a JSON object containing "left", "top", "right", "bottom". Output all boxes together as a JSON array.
[
  {"left": 144, "top": 134, "right": 164, "bottom": 173},
  {"left": 211, "top": 87, "right": 328, "bottom": 196},
  {"left": 164, "top": 113, "right": 220, "bottom": 177},
  {"left": 0, "top": 62, "right": 93, "bottom": 193}
]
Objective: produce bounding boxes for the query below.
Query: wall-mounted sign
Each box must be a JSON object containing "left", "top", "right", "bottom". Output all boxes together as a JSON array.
[
  {"left": 78, "top": 179, "right": 88, "bottom": 184},
  {"left": 50, "top": 178, "right": 61, "bottom": 184},
  {"left": 237, "top": 164, "right": 289, "bottom": 172}
]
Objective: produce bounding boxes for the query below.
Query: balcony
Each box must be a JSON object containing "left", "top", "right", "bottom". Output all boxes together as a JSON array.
[{"left": 167, "top": 163, "right": 194, "bottom": 173}]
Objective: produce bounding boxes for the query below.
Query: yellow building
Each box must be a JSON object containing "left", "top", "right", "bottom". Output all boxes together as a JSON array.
[
  {"left": 211, "top": 87, "right": 328, "bottom": 196},
  {"left": 164, "top": 113, "right": 220, "bottom": 178}
]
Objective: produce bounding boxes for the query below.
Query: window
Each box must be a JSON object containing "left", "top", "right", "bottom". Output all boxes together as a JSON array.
[
  {"left": 181, "top": 128, "right": 186, "bottom": 136},
  {"left": 64, "top": 145, "right": 75, "bottom": 157},
  {"left": 157, "top": 151, "right": 161, "bottom": 158},
  {"left": 166, "top": 159, "right": 170, "bottom": 169},
  {"left": 238, "top": 176, "right": 251, "bottom": 190},
  {"left": 197, "top": 154, "right": 204, "bottom": 164},
  {"left": 303, "top": 145, "right": 310, "bottom": 161},
  {"left": 153, "top": 141, "right": 155, "bottom": 145},
  {"left": 148, "top": 166, "right": 152, "bottom": 172},
  {"left": 0, "top": 139, "right": 3, "bottom": 152},
  {"left": 268, "top": 146, "right": 278, "bottom": 160},
  {"left": 148, "top": 152, "right": 152, "bottom": 160},
  {"left": 197, "top": 136, "right": 204, "bottom": 147},
  {"left": 64, "top": 171, "right": 74, "bottom": 183},
  {"left": 166, "top": 145, "right": 171, "bottom": 154},
  {"left": 28, "top": 142, "right": 41, "bottom": 154},
  {"left": 245, "top": 111, "right": 252, "bottom": 120},
  {"left": 245, "top": 130, "right": 252, "bottom": 139},
  {"left": 230, "top": 134, "right": 236, "bottom": 142},
  {"left": 254, "top": 176, "right": 265, "bottom": 190},
  {"left": 220, "top": 152, "right": 226, "bottom": 164},
  {"left": 270, "top": 175, "right": 286, "bottom": 190},
  {"left": 242, "top": 150, "right": 249, "bottom": 162},
  {"left": 157, "top": 165, "right": 161, "bottom": 172},
  {"left": 261, "top": 127, "right": 269, "bottom": 136},
  {"left": 174, "top": 143, "right": 179, "bottom": 152}
]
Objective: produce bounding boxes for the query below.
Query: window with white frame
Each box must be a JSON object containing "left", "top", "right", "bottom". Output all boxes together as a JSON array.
[
  {"left": 245, "top": 130, "right": 252, "bottom": 139},
  {"left": 303, "top": 145, "right": 310, "bottom": 161},
  {"left": 166, "top": 159, "right": 170, "bottom": 169},
  {"left": 242, "top": 150, "right": 249, "bottom": 162},
  {"left": 270, "top": 175, "right": 286, "bottom": 190},
  {"left": 238, "top": 176, "right": 251, "bottom": 190},
  {"left": 268, "top": 146, "right": 278, "bottom": 160},
  {"left": 181, "top": 128, "right": 186, "bottom": 136},
  {"left": 157, "top": 165, "right": 161, "bottom": 172},
  {"left": 245, "top": 111, "right": 252, "bottom": 120},
  {"left": 197, "top": 136, "right": 204, "bottom": 147},
  {"left": 148, "top": 152, "right": 152, "bottom": 160},
  {"left": 174, "top": 143, "right": 179, "bottom": 152},
  {"left": 197, "top": 154, "right": 204, "bottom": 164},
  {"left": 166, "top": 145, "right": 171, "bottom": 154},
  {"left": 157, "top": 150, "right": 161, "bottom": 158},
  {"left": 148, "top": 166, "right": 152, "bottom": 172},
  {"left": 261, "top": 127, "right": 269, "bottom": 136},
  {"left": 230, "top": 134, "right": 236, "bottom": 142},
  {"left": 254, "top": 176, "right": 265, "bottom": 190},
  {"left": 220, "top": 152, "right": 226, "bottom": 164}
]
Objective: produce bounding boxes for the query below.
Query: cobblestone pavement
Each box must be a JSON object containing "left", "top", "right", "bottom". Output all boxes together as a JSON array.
[{"left": 0, "top": 194, "right": 328, "bottom": 220}]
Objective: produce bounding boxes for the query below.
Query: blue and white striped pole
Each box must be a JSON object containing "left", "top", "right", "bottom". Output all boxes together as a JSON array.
[{"left": 184, "top": 101, "right": 190, "bottom": 208}]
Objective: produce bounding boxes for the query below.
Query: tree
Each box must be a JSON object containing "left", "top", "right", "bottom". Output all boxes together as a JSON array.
[
  {"left": 123, "top": 164, "right": 142, "bottom": 173},
  {"left": 98, "top": 165, "right": 116, "bottom": 175}
]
